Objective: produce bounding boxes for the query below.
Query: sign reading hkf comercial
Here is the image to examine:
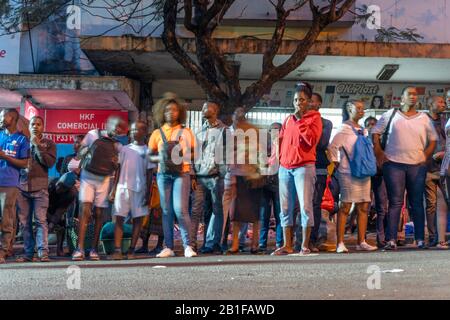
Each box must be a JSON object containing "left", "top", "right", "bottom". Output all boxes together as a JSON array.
[
  {"left": 24, "top": 101, "right": 128, "bottom": 143},
  {"left": 0, "top": 33, "right": 20, "bottom": 74}
]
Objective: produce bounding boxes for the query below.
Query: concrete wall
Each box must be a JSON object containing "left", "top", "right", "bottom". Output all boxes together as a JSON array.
[{"left": 77, "top": 0, "right": 450, "bottom": 43}]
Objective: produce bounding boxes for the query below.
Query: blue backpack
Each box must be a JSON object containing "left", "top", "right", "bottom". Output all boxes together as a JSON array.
[{"left": 342, "top": 126, "right": 377, "bottom": 179}]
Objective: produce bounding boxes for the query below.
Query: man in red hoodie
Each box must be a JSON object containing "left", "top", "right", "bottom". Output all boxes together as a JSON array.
[{"left": 272, "top": 82, "right": 323, "bottom": 255}]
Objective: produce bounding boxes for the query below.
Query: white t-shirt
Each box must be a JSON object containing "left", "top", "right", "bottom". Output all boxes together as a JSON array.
[
  {"left": 117, "top": 143, "right": 155, "bottom": 192},
  {"left": 328, "top": 123, "right": 368, "bottom": 174},
  {"left": 67, "top": 158, "right": 81, "bottom": 191},
  {"left": 372, "top": 109, "right": 438, "bottom": 165}
]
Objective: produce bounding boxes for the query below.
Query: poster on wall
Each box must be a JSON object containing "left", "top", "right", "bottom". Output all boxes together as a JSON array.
[
  {"left": 0, "top": 33, "right": 21, "bottom": 74},
  {"left": 252, "top": 81, "right": 450, "bottom": 110}
]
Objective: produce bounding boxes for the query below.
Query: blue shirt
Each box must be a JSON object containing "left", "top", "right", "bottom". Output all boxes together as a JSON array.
[{"left": 0, "top": 131, "right": 30, "bottom": 187}]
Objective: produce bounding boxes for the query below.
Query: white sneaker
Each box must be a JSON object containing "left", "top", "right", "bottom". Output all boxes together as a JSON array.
[
  {"left": 336, "top": 243, "right": 349, "bottom": 253},
  {"left": 156, "top": 248, "right": 175, "bottom": 258},
  {"left": 184, "top": 246, "right": 198, "bottom": 258},
  {"left": 356, "top": 241, "right": 378, "bottom": 251}
]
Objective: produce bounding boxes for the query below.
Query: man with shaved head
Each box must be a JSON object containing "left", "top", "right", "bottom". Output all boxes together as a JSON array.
[{"left": 0, "top": 108, "right": 30, "bottom": 264}]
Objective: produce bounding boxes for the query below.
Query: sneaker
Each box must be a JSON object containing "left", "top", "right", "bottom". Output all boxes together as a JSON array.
[
  {"left": 428, "top": 239, "right": 438, "bottom": 248},
  {"left": 336, "top": 243, "right": 349, "bottom": 253},
  {"left": 436, "top": 241, "right": 449, "bottom": 250},
  {"left": 89, "top": 249, "right": 100, "bottom": 261},
  {"left": 384, "top": 241, "right": 397, "bottom": 251},
  {"left": 356, "top": 241, "right": 378, "bottom": 252},
  {"left": 417, "top": 240, "right": 428, "bottom": 249},
  {"left": 156, "top": 248, "right": 175, "bottom": 258},
  {"left": 184, "top": 246, "right": 198, "bottom": 258},
  {"left": 377, "top": 241, "right": 387, "bottom": 249},
  {"left": 72, "top": 249, "right": 85, "bottom": 261}
]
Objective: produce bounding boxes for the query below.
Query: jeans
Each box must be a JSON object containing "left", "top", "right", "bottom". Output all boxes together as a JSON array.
[
  {"left": 17, "top": 189, "right": 49, "bottom": 258},
  {"left": 190, "top": 176, "right": 224, "bottom": 249},
  {"left": 279, "top": 165, "right": 316, "bottom": 228},
  {"left": 425, "top": 172, "right": 440, "bottom": 243},
  {"left": 259, "top": 184, "right": 282, "bottom": 248},
  {"left": 383, "top": 161, "right": 427, "bottom": 242},
  {"left": 157, "top": 173, "right": 192, "bottom": 250},
  {"left": 0, "top": 187, "right": 19, "bottom": 257},
  {"left": 372, "top": 175, "right": 388, "bottom": 244},
  {"left": 311, "top": 174, "right": 327, "bottom": 245},
  {"left": 239, "top": 223, "right": 248, "bottom": 247}
]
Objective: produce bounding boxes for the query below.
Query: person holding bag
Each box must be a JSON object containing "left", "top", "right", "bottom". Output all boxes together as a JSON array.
[
  {"left": 328, "top": 100, "right": 378, "bottom": 253},
  {"left": 148, "top": 93, "right": 197, "bottom": 258}
]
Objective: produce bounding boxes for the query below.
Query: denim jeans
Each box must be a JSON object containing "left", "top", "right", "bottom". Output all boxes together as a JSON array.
[
  {"left": 279, "top": 164, "right": 316, "bottom": 228},
  {"left": 259, "top": 184, "right": 282, "bottom": 248},
  {"left": 157, "top": 173, "right": 192, "bottom": 249},
  {"left": 0, "top": 187, "right": 19, "bottom": 257},
  {"left": 311, "top": 174, "right": 327, "bottom": 245},
  {"left": 17, "top": 189, "right": 49, "bottom": 258},
  {"left": 371, "top": 175, "right": 388, "bottom": 244},
  {"left": 383, "top": 161, "right": 427, "bottom": 242},
  {"left": 190, "top": 176, "right": 224, "bottom": 249}
]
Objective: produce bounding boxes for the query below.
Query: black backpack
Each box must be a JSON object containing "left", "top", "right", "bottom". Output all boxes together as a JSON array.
[
  {"left": 159, "top": 127, "right": 184, "bottom": 174},
  {"left": 82, "top": 130, "right": 118, "bottom": 176}
]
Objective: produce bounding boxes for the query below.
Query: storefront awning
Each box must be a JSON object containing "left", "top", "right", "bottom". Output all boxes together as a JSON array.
[{"left": 0, "top": 74, "right": 139, "bottom": 112}]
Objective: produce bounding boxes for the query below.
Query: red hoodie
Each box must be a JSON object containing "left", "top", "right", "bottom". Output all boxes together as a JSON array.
[{"left": 279, "top": 110, "right": 323, "bottom": 169}]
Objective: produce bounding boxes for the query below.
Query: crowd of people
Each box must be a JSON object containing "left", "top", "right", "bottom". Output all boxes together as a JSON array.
[{"left": 1, "top": 84, "right": 450, "bottom": 263}]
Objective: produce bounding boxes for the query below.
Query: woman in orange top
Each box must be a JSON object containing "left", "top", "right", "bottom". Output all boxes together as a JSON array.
[{"left": 148, "top": 93, "right": 197, "bottom": 258}]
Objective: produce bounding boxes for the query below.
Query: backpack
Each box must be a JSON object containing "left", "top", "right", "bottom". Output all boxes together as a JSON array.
[
  {"left": 81, "top": 130, "right": 118, "bottom": 176},
  {"left": 159, "top": 127, "right": 185, "bottom": 174},
  {"left": 342, "top": 125, "right": 377, "bottom": 179}
]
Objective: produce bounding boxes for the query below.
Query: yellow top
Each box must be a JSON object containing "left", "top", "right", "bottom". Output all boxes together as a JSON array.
[{"left": 148, "top": 124, "right": 196, "bottom": 173}]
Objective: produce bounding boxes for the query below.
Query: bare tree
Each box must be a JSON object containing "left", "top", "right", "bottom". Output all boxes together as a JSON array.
[{"left": 0, "top": 0, "right": 422, "bottom": 116}]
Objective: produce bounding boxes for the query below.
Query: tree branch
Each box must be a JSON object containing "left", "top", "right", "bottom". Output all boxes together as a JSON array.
[{"left": 162, "top": 0, "right": 228, "bottom": 103}]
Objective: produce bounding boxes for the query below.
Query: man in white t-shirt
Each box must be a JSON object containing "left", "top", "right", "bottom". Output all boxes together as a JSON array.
[
  {"left": 372, "top": 87, "right": 438, "bottom": 250},
  {"left": 72, "top": 116, "right": 126, "bottom": 261},
  {"left": 109, "top": 121, "right": 155, "bottom": 260}
]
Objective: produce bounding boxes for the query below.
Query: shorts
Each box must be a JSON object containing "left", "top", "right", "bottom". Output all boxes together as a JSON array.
[
  {"left": 79, "top": 170, "right": 111, "bottom": 208},
  {"left": 113, "top": 188, "right": 149, "bottom": 219}
]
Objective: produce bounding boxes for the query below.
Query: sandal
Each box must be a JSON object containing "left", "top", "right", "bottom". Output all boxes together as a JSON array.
[
  {"left": 16, "top": 256, "right": 35, "bottom": 263},
  {"left": 39, "top": 254, "right": 51, "bottom": 262},
  {"left": 271, "top": 247, "right": 294, "bottom": 256},
  {"left": 224, "top": 249, "right": 239, "bottom": 255},
  {"left": 300, "top": 248, "right": 311, "bottom": 255}
]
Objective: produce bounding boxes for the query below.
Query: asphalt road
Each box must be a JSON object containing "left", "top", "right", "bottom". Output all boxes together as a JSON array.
[{"left": 1, "top": 246, "right": 450, "bottom": 300}]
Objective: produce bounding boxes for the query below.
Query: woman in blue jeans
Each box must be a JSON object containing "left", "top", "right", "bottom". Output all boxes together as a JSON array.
[
  {"left": 372, "top": 87, "right": 438, "bottom": 250},
  {"left": 149, "top": 93, "right": 197, "bottom": 258}
]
